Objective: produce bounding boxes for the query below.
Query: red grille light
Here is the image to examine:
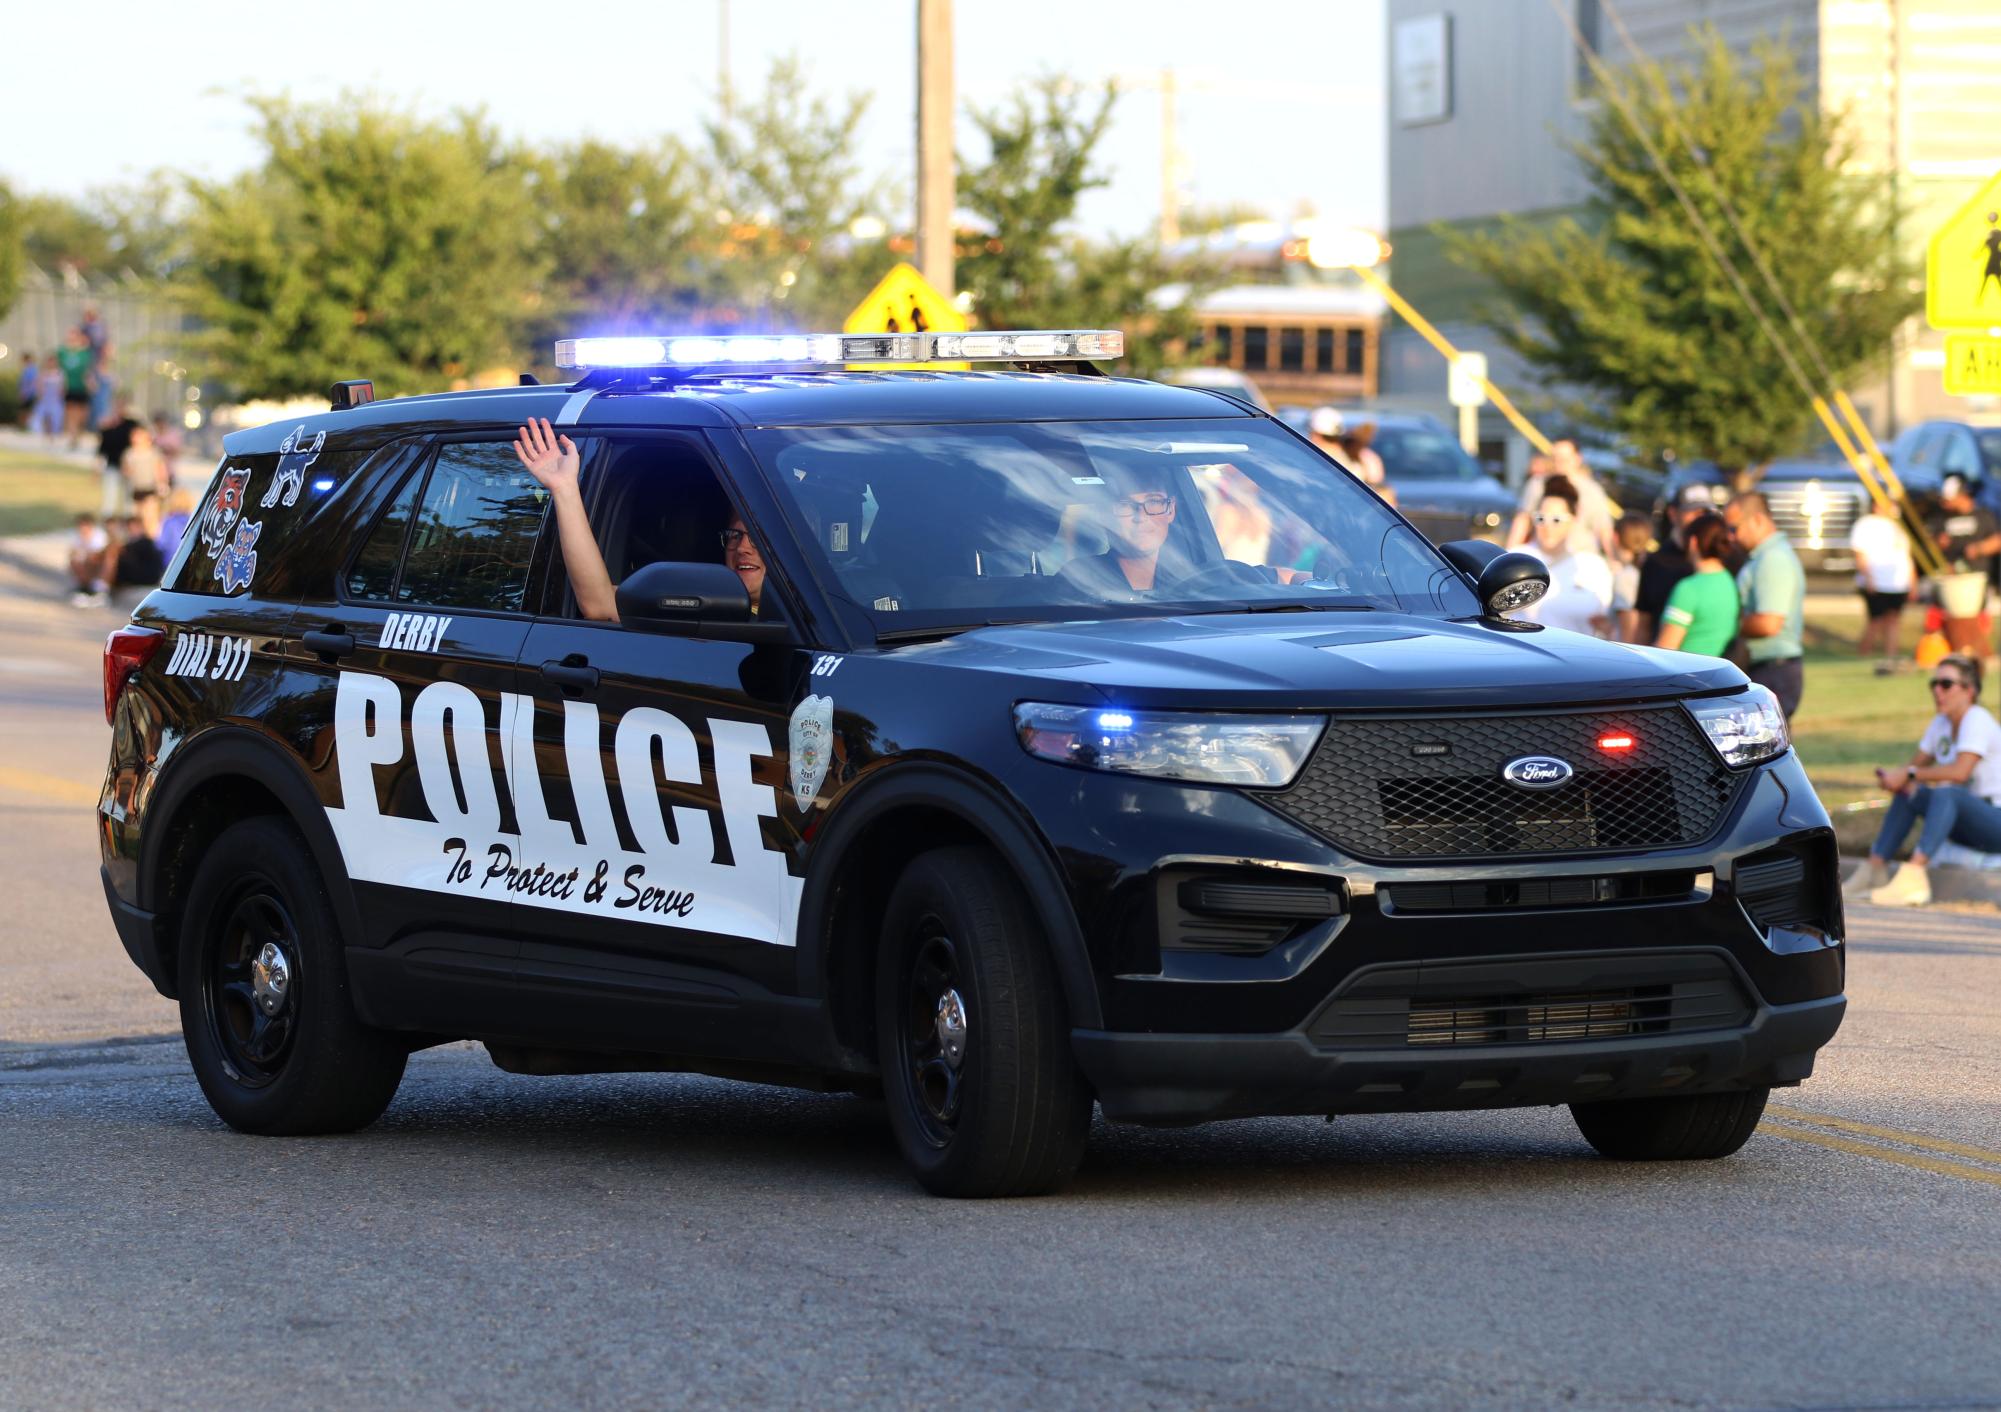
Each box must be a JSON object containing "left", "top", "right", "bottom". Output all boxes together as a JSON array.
[
  {"left": 104, "top": 626, "right": 163, "bottom": 724},
  {"left": 1597, "top": 733, "right": 1636, "bottom": 752}
]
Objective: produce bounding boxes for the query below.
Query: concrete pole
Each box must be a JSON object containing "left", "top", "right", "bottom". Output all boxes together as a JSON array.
[
  {"left": 1158, "top": 68, "right": 1179, "bottom": 246},
  {"left": 916, "top": 0, "right": 955, "bottom": 296}
]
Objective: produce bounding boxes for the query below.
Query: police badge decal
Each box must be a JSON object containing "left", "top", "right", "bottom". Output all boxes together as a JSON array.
[{"left": 789, "top": 694, "right": 834, "bottom": 811}]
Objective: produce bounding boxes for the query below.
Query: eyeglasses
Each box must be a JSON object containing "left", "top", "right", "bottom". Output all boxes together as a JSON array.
[
  {"left": 1931, "top": 677, "right": 1968, "bottom": 691},
  {"left": 1112, "top": 494, "right": 1175, "bottom": 519},
  {"left": 718, "top": 528, "right": 750, "bottom": 549},
  {"left": 1533, "top": 513, "right": 1572, "bottom": 525}
]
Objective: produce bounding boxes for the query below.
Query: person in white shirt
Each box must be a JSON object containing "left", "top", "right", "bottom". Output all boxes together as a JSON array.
[
  {"left": 1847, "top": 496, "right": 1913, "bottom": 666},
  {"left": 1507, "top": 440, "right": 1615, "bottom": 558},
  {"left": 1519, "top": 477, "right": 1613, "bottom": 637},
  {"left": 1851, "top": 654, "right": 2001, "bottom": 906}
]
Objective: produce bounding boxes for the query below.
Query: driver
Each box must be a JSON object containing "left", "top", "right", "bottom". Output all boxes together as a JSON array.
[{"left": 1055, "top": 464, "right": 1184, "bottom": 600}]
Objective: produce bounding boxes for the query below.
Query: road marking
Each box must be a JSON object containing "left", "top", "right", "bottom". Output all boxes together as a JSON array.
[
  {"left": 1760, "top": 1120, "right": 2001, "bottom": 1189},
  {"left": 0, "top": 765, "right": 99, "bottom": 807},
  {"left": 1767, "top": 1102, "right": 2001, "bottom": 1167}
]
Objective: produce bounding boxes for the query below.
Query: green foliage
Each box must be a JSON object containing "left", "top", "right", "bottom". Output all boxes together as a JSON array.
[
  {"left": 1445, "top": 32, "right": 1919, "bottom": 474},
  {"left": 957, "top": 77, "right": 1210, "bottom": 377},
  {"left": 0, "top": 180, "right": 21, "bottom": 322},
  {"left": 702, "top": 57, "right": 889, "bottom": 329},
  {"left": 16, "top": 177, "right": 186, "bottom": 281},
  {"left": 533, "top": 137, "right": 717, "bottom": 354},
  {"left": 183, "top": 95, "right": 547, "bottom": 399}
]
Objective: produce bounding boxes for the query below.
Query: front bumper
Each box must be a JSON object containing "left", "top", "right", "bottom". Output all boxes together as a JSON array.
[{"left": 1075, "top": 984, "right": 1845, "bottom": 1125}]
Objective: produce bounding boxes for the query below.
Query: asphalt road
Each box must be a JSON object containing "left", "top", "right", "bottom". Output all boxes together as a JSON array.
[{"left": 2, "top": 540, "right": 1997, "bottom": 1411}]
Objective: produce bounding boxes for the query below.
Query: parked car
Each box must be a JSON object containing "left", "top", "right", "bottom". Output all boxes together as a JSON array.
[
  {"left": 1360, "top": 413, "right": 1518, "bottom": 544},
  {"left": 1892, "top": 419, "right": 1997, "bottom": 506}
]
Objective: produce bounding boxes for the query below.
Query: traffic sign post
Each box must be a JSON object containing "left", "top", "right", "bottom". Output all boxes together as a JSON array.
[
  {"left": 1925, "top": 169, "right": 2001, "bottom": 333},
  {"left": 1449, "top": 351, "right": 1487, "bottom": 454}
]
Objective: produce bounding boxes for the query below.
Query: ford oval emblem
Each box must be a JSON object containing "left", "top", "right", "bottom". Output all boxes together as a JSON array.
[{"left": 1502, "top": 755, "right": 1575, "bottom": 789}]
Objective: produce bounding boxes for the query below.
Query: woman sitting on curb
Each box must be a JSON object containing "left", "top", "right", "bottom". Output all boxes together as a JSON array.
[{"left": 1848, "top": 653, "right": 2001, "bottom": 907}]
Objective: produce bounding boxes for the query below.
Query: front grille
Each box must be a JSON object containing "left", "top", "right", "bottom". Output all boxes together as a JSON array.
[
  {"left": 1265, "top": 705, "right": 1743, "bottom": 861},
  {"left": 1308, "top": 951, "right": 1755, "bottom": 1049},
  {"left": 1764, "top": 484, "right": 1860, "bottom": 550}
]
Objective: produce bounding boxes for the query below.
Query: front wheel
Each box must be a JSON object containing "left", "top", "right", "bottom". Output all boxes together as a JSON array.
[
  {"left": 876, "top": 847, "right": 1093, "bottom": 1197},
  {"left": 177, "top": 817, "right": 406, "bottom": 1135},
  {"left": 1570, "top": 1087, "right": 1770, "bottom": 1161}
]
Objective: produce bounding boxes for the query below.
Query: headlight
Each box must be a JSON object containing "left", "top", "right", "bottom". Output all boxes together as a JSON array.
[
  {"left": 1014, "top": 703, "right": 1324, "bottom": 787},
  {"left": 1686, "top": 686, "right": 1789, "bottom": 767}
]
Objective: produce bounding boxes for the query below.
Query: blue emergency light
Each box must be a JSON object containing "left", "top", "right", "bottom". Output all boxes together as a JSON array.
[{"left": 553, "top": 329, "right": 1124, "bottom": 371}]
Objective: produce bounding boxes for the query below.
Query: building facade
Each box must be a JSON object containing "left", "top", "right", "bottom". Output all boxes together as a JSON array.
[{"left": 1383, "top": 0, "right": 2001, "bottom": 468}]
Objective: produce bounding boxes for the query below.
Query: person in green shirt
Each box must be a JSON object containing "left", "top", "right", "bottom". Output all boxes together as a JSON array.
[
  {"left": 1655, "top": 512, "right": 1741, "bottom": 657},
  {"left": 55, "top": 328, "right": 95, "bottom": 450}
]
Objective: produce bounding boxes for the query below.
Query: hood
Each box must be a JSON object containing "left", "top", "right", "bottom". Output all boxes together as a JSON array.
[{"left": 898, "top": 611, "right": 1745, "bottom": 710}]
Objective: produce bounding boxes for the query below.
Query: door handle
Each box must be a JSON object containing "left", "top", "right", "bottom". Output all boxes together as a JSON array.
[
  {"left": 301, "top": 627, "right": 356, "bottom": 661},
  {"left": 539, "top": 656, "right": 599, "bottom": 695}
]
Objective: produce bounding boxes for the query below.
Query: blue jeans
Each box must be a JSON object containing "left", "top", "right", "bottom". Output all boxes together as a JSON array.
[{"left": 1871, "top": 784, "right": 2001, "bottom": 860}]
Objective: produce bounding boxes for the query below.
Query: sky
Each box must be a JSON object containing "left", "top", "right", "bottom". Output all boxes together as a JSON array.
[{"left": 3, "top": 0, "right": 1386, "bottom": 240}]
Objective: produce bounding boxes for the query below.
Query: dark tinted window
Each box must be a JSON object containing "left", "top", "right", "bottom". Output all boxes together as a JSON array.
[
  {"left": 1242, "top": 326, "right": 1269, "bottom": 371},
  {"left": 1279, "top": 327, "right": 1306, "bottom": 372},
  {"left": 1344, "top": 328, "right": 1366, "bottom": 374},
  {"left": 172, "top": 430, "right": 361, "bottom": 597},
  {"left": 1315, "top": 328, "right": 1335, "bottom": 371},
  {"left": 395, "top": 443, "right": 547, "bottom": 612},
  {"left": 1213, "top": 325, "right": 1233, "bottom": 361},
  {"left": 345, "top": 461, "right": 423, "bottom": 601}
]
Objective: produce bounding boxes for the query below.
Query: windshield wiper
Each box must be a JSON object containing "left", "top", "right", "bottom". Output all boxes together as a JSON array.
[{"left": 875, "top": 618, "right": 1037, "bottom": 645}]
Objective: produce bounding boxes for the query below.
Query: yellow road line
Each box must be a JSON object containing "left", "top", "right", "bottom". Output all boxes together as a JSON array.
[
  {"left": 0, "top": 765, "right": 99, "bottom": 807},
  {"left": 1760, "top": 1121, "right": 2001, "bottom": 1189},
  {"left": 1767, "top": 1103, "right": 2001, "bottom": 1167}
]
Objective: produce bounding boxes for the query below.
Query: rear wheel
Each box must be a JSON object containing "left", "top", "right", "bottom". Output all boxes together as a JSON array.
[
  {"left": 177, "top": 818, "right": 406, "bottom": 1134},
  {"left": 876, "top": 847, "right": 1093, "bottom": 1197},
  {"left": 1570, "top": 1087, "right": 1770, "bottom": 1161}
]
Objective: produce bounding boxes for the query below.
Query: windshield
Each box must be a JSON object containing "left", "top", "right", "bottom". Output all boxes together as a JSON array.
[
  {"left": 747, "top": 418, "right": 1479, "bottom": 637},
  {"left": 1370, "top": 425, "right": 1487, "bottom": 481}
]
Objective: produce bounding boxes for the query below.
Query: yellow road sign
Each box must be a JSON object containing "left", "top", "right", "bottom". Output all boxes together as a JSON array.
[
  {"left": 1944, "top": 334, "right": 2001, "bottom": 396},
  {"left": 1926, "top": 169, "right": 2001, "bottom": 330},
  {"left": 844, "top": 262, "right": 968, "bottom": 336}
]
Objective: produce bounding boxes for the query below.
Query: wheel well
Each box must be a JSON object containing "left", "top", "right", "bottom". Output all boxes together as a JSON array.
[
  {"left": 823, "top": 806, "right": 988, "bottom": 1065},
  {"left": 150, "top": 774, "right": 290, "bottom": 987}
]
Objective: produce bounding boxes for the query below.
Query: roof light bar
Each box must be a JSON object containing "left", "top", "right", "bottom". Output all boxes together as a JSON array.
[{"left": 553, "top": 329, "right": 1122, "bottom": 371}]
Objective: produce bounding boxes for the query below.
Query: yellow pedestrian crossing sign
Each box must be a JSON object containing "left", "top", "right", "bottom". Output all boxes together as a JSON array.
[
  {"left": 844, "top": 261, "right": 968, "bottom": 337},
  {"left": 1944, "top": 335, "right": 2001, "bottom": 396},
  {"left": 1926, "top": 169, "right": 2001, "bottom": 331}
]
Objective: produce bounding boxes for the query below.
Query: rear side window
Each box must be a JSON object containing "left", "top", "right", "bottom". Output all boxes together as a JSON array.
[
  {"left": 172, "top": 428, "right": 360, "bottom": 597},
  {"left": 345, "top": 467, "right": 422, "bottom": 601},
  {"left": 393, "top": 443, "right": 547, "bottom": 612}
]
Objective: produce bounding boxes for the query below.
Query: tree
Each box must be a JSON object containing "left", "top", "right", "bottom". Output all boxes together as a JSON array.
[
  {"left": 532, "top": 137, "right": 719, "bottom": 354},
  {"left": 0, "top": 181, "right": 21, "bottom": 322},
  {"left": 1444, "top": 32, "right": 1919, "bottom": 476},
  {"left": 16, "top": 178, "right": 187, "bottom": 282},
  {"left": 702, "top": 57, "right": 889, "bottom": 330},
  {"left": 956, "top": 77, "right": 1214, "bottom": 376},
  {"left": 183, "top": 95, "right": 547, "bottom": 398}
]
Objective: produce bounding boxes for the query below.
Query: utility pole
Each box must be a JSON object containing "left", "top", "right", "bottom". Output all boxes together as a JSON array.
[
  {"left": 718, "top": 0, "right": 733, "bottom": 123},
  {"left": 916, "top": 0, "right": 956, "bottom": 296},
  {"left": 1158, "top": 68, "right": 1180, "bottom": 246}
]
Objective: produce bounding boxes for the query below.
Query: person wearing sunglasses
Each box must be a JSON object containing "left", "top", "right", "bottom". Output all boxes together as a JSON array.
[
  {"left": 1849, "top": 654, "right": 2001, "bottom": 907},
  {"left": 1518, "top": 476, "right": 1613, "bottom": 637}
]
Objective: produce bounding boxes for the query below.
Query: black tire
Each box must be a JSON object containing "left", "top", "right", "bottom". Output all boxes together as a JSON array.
[
  {"left": 1570, "top": 1087, "right": 1770, "bottom": 1161},
  {"left": 876, "top": 847, "right": 1093, "bottom": 1197},
  {"left": 176, "top": 817, "right": 406, "bottom": 1135}
]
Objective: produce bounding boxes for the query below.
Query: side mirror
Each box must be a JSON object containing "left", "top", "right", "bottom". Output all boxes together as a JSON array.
[
  {"left": 1440, "top": 540, "right": 1549, "bottom": 618},
  {"left": 614, "top": 562, "right": 790, "bottom": 643}
]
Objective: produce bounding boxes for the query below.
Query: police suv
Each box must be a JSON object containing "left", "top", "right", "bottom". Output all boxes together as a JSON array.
[{"left": 98, "top": 330, "right": 1845, "bottom": 1197}]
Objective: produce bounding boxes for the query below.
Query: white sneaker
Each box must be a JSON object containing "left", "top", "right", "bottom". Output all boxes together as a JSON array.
[
  {"left": 1869, "top": 863, "right": 1932, "bottom": 908},
  {"left": 1842, "top": 859, "right": 1888, "bottom": 899}
]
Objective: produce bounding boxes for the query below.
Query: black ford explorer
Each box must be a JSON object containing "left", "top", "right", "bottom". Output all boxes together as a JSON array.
[{"left": 97, "top": 329, "right": 1845, "bottom": 1197}]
